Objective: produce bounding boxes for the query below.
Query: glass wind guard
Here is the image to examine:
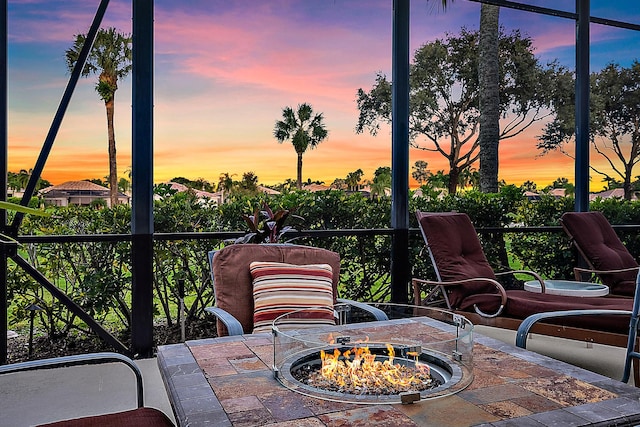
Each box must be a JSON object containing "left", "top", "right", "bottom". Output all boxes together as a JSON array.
[{"left": 272, "top": 303, "right": 473, "bottom": 404}]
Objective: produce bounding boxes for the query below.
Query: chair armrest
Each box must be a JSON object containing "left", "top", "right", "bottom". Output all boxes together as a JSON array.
[
  {"left": 495, "top": 270, "right": 546, "bottom": 293},
  {"left": 336, "top": 298, "right": 389, "bottom": 321},
  {"left": 515, "top": 309, "right": 632, "bottom": 349},
  {"left": 412, "top": 277, "right": 507, "bottom": 318},
  {"left": 0, "top": 352, "right": 145, "bottom": 408},
  {"left": 204, "top": 306, "right": 245, "bottom": 336}
]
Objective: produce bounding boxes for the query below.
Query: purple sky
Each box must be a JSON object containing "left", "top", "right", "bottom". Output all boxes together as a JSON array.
[{"left": 6, "top": 0, "right": 640, "bottom": 189}]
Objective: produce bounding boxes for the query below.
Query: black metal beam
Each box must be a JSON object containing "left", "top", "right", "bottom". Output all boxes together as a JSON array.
[
  {"left": 390, "top": 0, "right": 410, "bottom": 304},
  {"left": 10, "top": 0, "right": 110, "bottom": 234},
  {"left": 469, "top": 0, "right": 640, "bottom": 31},
  {"left": 131, "top": 0, "right": 155, "bottom": 358},
  {"left": 0, "top": 0, "right": 6, "bottom": 365},
  {"left": 575, "top": 0, "right": 590, "bottom": 212}
]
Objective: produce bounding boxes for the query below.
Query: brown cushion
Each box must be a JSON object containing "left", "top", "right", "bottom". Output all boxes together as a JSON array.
[
  {"left": 211, "top": 244, "right": 341, "bottom": 336},
  {"left": 561, "top": 211, "right": 638, "bottom": 296},
  {"left": 37, "top": 407, "right": 174, "bottom": 427},
  {"left": 416, "top": 212, "right": 499, "bottom": 309},
  {"left": 465, "top": 290, "right": 632, "bottom": 334}
]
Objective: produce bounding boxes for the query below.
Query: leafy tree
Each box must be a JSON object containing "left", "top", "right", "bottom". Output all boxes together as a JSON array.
[
  {"left": 458, "top": 167, "right": 480, "bottom": 190},
  {"left": 273, "top": 103, "right": 328, "bottom": 190},
  {"left": 273, "top": 178, "right": 297, "bottom": 193},
  {"left": 552, "top": 177, "right": 570, "bottom": 188},
  {"left": 521, "top": 180, "right": 537, "bottom": 192},
  {"left": 538, "top": 61, "right": 640, "bottom": 200},
  {"left": 66, "top": 27, "right": 132, "bottom": 207},
  {"left": 356, "top": 28, "right": 561, "bottom": 194},
  {"left": 15, "top": 169, "right": 30, "bottom": 191},
  {"left": 412, "top": 160, "right": 430, "bottom": 185},
  {"left": 345, "top": 168, "right": 364, "bottom": 191},
  {"left": 426, "top": 171, "right": 449, "bottom": 192},
  {"left": 331, "top": 178, "right": 347, "bottom": 190},
  {"left": 239, "top": 172, "right": 259, "bottom": 193},
  {"left": 117, "top": 177, "right": 130, "bottom": 194},
  {"left": 370, "top": 167, "right": 391, "bottom": 199}
]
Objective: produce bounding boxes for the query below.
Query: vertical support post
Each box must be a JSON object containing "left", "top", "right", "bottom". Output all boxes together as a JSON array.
[
  {"left": 390, "top": 0, "right": 410, "bottom": 304},
  {"left": 574, "top": 0, "right": 590, "bottom": 212},
  {"left": 0, "top": 0, "right": 7, "bottom": 365},
  {"left": 131, "top": 0, "right": 154, "bottom": 357}
]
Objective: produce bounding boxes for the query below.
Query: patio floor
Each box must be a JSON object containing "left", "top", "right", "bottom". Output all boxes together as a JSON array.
[{"left": 0, "top": 326, "right": 634, "bottom": 427}]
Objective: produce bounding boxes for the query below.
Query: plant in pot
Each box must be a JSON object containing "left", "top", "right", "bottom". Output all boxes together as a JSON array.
[{"left": 234, "top": 202, "right": 302, "bottom": 244}]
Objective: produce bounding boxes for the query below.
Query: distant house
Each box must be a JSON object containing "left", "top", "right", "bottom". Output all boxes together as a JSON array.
[
  {"left": 524, "top": 191, "right": 541, "bottom": 201},
  {"left": 40, "top": 181, "right": 129, "bottom": 207},
  {"left": 589, "top": 188, "right": 638, "bottom": 201},
  {"left": 258, "top": 185, "right": 280, "bottom": 195},
  {"left": 162, "top": 182, "right": 223, "bottom": 205},
  {"left": 301, "top": 183, "right": 332, "bottom": 192},
  {"left": 548, "top": 188, "right": 566, "bottom": 198}
]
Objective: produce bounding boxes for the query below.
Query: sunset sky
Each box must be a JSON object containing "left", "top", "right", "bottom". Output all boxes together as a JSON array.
[{"left": 7, "top": 0, "right": 640, "bottom": 191}]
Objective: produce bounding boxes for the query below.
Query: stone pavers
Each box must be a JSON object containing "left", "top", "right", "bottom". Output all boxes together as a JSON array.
[{"left": 158, "top": 320, "right": 640, "bottom": 426}]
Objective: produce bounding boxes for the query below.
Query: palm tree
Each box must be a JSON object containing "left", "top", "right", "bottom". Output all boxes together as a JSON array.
[
  {"left": 434, "top": 1, "right": 500, "bottom": 193},
  {"left": 65, "top": 27, "right": 132, "bottom": 207},
  {"left": 273, "top": 103, "right": 328, "bottom": 190},
  {"left": 478, "top": 4, "right": 500, "bottom": 193}
]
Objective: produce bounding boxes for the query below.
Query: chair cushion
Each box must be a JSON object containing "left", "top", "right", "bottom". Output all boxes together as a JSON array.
[
  {"left": 211, "top": 244, "right": 341, "bottom": 336},
  {"left": 416, "top": 212, "right": 499, "bottom": 309},
  {"left": 37, "top": 407, "right": 174, "bottom": 427},
  {"left": 561, "top": 211, "right": 638, "bottom": 296},
  {"left": 464, "top": 290, "right": 632, "bottom": 334},
  {"left": 250, "top": 262, "right": 335, "bottom": 333}
]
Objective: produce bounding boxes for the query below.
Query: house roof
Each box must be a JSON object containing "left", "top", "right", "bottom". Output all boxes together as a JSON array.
[
  {"left": 302, "top": 184, "right": 331, "bottom": 192},
  {"left": 166, "top": 182, "right": 221, "bottom": 199},
  {"left": 258, "top": 185, "right": 280, "bottom": 195},
  {"left": 590, "top": 188, "right": 637, "bottom": 200},
  {"left": 41, "top": 180, "right": 110, "bottom": 193}
]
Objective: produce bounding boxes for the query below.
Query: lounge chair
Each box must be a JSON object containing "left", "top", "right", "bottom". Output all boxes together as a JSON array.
[
  {"left": 205, "top": 243, "right": 387, "bottom": 336},
  {"left": 412, "top": 211, "right": 634, "bottom": 347},
  {"left": 0, "top": 352, "right": 174, "bottom": 426},
  {"left": 561, "top": 211, "right": 639, "bottom": 297}
]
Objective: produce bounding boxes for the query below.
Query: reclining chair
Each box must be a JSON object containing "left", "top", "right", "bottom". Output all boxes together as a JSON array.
[
  {"left": 0, "top": 352, "right": 174, "bottom": 426},
  {"left": 561, "top": 211, "right": 639, "bottom": 297},
  {"left": 205, "top": 243, "right": 387, "bottom": 336},
  {"left": 412, "top": 211, "right": 634, "bottom": 347}
]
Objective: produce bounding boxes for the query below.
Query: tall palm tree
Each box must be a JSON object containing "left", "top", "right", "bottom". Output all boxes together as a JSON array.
[
  {"left": 65, "top": 27, "right": 132, "bottom": 207},
  {"left": 273, "top": 103, "right": 328, "bottom": 190},
  {"left": 435, "top": 1, "right": 500, "bottom": 193},
  {"left": 478, "top": 4, "right": 500, "bottom": 193}
]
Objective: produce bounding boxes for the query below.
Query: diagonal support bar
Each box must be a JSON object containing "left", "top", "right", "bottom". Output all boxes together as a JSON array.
[{"left": 11, "top": 254, "right": 130, "bottom": 356}]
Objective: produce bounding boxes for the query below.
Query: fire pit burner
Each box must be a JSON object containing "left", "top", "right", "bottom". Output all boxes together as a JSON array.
[
  {"left": 277, "top": 343, "right": 459, "bottom": 404},
  {"left": 272, "top": 304, "right": 475, "bottom": 405}
]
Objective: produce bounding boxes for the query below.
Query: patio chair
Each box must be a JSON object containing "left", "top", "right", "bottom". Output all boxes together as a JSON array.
[
  {"left": 515, "top": 271, "right": 640, "bottom": 385},
  {"left": 205, "top": 243, "right": 387, "bottom": 336},
  {"left": 0, "top": 352, "right": 174, "bottom": 427},
  {"left": 561, "top": 211, "right": 639, "bottom": 297},
  {"left": 412, "top": 211, "right": 634, "bottom": 347}
]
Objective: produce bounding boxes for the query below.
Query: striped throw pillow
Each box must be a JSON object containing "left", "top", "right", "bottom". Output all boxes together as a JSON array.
[{"left": 250, "top": 261, "right": 336, "bottom": 334}]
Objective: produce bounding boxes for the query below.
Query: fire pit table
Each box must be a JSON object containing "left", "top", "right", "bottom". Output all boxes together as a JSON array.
[{"left": 157, "top": 303, "right": 640, "bottom": 426}]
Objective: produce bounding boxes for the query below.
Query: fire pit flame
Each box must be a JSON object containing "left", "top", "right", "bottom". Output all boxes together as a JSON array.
[{"left": 313, "top": 343, "right": 435, "bottom": 395}]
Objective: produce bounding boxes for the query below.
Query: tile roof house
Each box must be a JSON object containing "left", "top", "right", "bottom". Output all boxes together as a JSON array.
[
  {"left": 163, "top": 182, "right": 223, "bottom": 205},
  {"left": 40, "top": 181, "right": 130, "bottom": 207},
  {"left": 589, "top": 188, "right": 638, "bottom": 201}
]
